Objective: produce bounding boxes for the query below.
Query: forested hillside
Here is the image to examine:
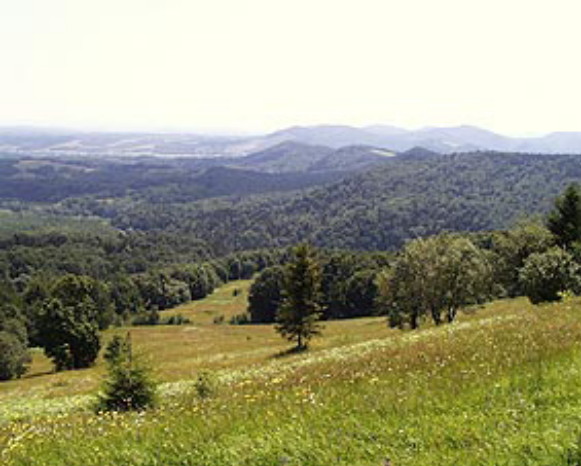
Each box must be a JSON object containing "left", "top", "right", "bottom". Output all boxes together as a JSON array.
[{"left": 72, "top": 151, "right": 581, "bottom": 252}]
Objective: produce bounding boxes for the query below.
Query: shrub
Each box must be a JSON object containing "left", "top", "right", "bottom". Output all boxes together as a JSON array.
[
  {"left": 131, "top": 309, "right": 160, "bottom": 326},
  {"left": 161, "top": 314, "right": 191, "bottom": 325},
  {"left": 194, "top": 370, "right": 218, "bottom": 399},
  {"left": 229, "top": 313, "right": 251, "bottom": 325}
]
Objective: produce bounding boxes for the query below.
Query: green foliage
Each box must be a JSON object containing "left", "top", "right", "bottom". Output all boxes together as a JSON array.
[
  {"left": 37, "top": 298, "right": 101, "bottom": 371},
  {"left": 276, "top": 244, "right": 323, "bottom": 349},
  {"left": 2, "top": 151, "right": 581, "bottom": 257},
  {"left": 5, "top": 298, "right": 581, "bottom": 464},
  {"left": 96, "top": 334, "right": 157, "bottom": 412},
  {"left": 101, "top": 152, "right": 581, "bottom": 253},
  {"left": 492, "top": 220, "right": 554, "bottom": 297},
  {"left": 194, "top": 370, "right": 218, "bottom": 399},
  {"left": 0, "top": 331, "right": 30, "bottom": 380},
  {"left": 248, "top": 265, "right": 284, "bottom": 323},
  {"left": 131, "top": 309, "right": 160, "bottom": 326},
  {"left": 109, "top": 275, "right": 143, "bottom": 320},
  {"left": 50, "top": 274, "right": 113, "bottom": 330},
  {"left": 0, "top": 304, "right": 28, "bottom": 343},
  {"left": 320, "top": 253, "right": 360, "bottom": 319},
  {"left": 248, "top": 251, "right": 388, "bottom": 323},
  {"left": 103, "top": 334, "right": 131, "bottom": 365},
  {"left": 161, "top": 314, "right": 191, "bottom": 325},
  {"left": 519, "top": 247, "right": 581, "bottom": 304},
  {"left": 548, "top": 183, "right": 581, "bottom": 249},
  {"left": 344, "top": 269, "right": 379, "bottom": 318},
  {"left": 378, "top": 235, "right": 492, "bottom": 328}
]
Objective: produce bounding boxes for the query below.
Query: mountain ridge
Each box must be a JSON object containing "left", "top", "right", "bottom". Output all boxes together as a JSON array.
[{"left": 3, "top": 124, "right": 581, "bottom": 157}]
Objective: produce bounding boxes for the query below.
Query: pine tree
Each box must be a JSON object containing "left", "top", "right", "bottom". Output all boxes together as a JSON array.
[
  {"left": 547, "top": 183, "right": 581, "bottom": 249},
  {"left": 275, "top": 243, "right": 323, "bottom": 350},
  {"left": 96, "top": 333, "right": 157, "bottom": 412}
]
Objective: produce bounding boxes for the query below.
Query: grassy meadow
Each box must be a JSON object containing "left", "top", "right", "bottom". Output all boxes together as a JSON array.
[{"left": 2, "top": 281, "right": 581, "bottom": 464}]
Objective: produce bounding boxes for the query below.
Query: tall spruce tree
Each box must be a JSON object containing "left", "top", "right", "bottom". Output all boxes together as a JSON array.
[
  {"left": 276, "top": 243, "right": 323, "bottom": 350},
  {"left": 547, "top": 183, "right": 581, "bottom": 249}
]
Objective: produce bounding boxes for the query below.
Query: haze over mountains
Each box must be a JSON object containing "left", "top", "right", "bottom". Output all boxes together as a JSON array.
[{"left": 3, "top": 124, "right": 581, "bottom": 158}]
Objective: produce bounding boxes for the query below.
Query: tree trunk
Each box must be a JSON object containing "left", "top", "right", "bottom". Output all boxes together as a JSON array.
[
  {"left": 410, "top": 312, "right": 419, "bottom": 330},
  {"left": 431, "top": 307, "right": 442, "bottom": 325},
  {"left": 446, "top": 307, "right": 457, "bottom": 323}
]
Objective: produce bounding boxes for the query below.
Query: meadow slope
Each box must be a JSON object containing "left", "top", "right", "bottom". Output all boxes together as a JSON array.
[{"left": 2, "top": 283, "right": 581, "bottom": 464}]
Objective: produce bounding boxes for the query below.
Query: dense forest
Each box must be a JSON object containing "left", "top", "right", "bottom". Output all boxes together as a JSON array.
[
  {"left": 3, "top": 150, "right": 581, "bottom": 253},
  {"left": 52, "top": 151, "right": 581, "bottom": 252}
]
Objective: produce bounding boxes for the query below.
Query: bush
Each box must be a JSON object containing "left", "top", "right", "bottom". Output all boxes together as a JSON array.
[
  {"left": 131, "top": 309, "right": 160, "bottom": 326},
  {"left": 519, "top": 247, "right": 581, "bottom": 304},
  {"left": 161, "top": 314, "right": 191, "bottom": 325},
  {"left": 96, "top": 334, "right": 157, "bottom": 412},
  {"left": 229, "top": 313, "right": 251, "bottom": 325},
  {"left": 194, "top": 370, "right": 218, "bottom": 399}
]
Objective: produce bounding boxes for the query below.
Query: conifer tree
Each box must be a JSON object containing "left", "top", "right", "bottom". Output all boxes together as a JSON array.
[
  {"left": 547, "top": 183, "right": 581, "bottom": 249},
  {"left": 276, "top": 243, "right": 323, "bottom": 350},
  {"left": 96, "top": 333, "right": 157, "bottom": 412}
]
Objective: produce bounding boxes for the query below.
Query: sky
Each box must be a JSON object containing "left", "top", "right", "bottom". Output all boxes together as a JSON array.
[{"left": 1, "top": 0, "right": 581, "bottom": 135}]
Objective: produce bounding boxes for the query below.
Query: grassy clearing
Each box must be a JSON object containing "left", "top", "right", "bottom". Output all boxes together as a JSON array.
[
  {"left": 163, "top": 279, "right": 253, "bottom": 324},
  {"left": 2, "top": 289, "right": 581, "bottom": 464},
  {"left": 0, "top": 280, "right": 393, "bottom": 415}
]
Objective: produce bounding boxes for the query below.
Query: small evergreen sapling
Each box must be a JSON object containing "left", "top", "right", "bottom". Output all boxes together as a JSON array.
[{"left": 96, "top": 333, "right": 157, "bottom": 412}]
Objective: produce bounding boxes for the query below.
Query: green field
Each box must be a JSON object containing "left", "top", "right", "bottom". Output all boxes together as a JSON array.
[{"left": 2, "top": 281, "right": 581, "bottom": 465}]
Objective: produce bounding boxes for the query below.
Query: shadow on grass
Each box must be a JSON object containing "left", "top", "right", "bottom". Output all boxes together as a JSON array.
[
  {"left": 22, "top": 370, "right": 55, "bottom": 380},
  {"left": 271, "top": 345, "right": 308, "bottom": 359}
]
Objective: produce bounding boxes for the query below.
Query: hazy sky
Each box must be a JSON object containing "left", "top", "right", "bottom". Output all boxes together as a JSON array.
[{"left": 2, "top": 0, "right": 581, "bottom": 134}]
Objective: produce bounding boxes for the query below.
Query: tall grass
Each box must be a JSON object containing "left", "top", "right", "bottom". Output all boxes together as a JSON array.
[{"left": 2, "top": 298, "right": 581, "bottom": 464}]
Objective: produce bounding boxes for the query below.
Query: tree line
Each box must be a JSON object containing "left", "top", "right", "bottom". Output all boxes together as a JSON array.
[
  {"left": 0, "top": 247, "right": 286, "bottom": 380},
  {"left": 3, "top": 183, "right": 581, "bottom": 380},
  {"left": 252, "top": 184, "right": 581, "bottom": 347}
]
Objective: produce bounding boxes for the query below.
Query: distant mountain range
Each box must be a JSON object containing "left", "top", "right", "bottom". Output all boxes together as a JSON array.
[
  {"left": 3, "top": 124, "right": 581, "bottom": 158},
  {"left": 271, "top": 125, "right": 581, "bottom": 154}
]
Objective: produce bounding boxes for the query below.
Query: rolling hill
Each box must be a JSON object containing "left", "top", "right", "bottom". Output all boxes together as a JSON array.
[
  {"left": 123, "top": 151, "right": 581, "bottom": 252},
  {"left": 232, "top": 141, "right": 394, "bottom": 173}
]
